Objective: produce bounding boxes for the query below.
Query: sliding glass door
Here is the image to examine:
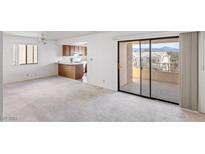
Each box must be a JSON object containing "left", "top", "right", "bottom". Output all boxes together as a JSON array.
[
  {"left": 151, "top": 38, "right": 180, "bottom": 103},
  {"left": 118, "top": 37, "right": 180, "bottom": 104},
  {"left": 119, "top": 41, "right": 141, "bottom": 95},
  {"left": 141, "top": 40, "right": 150, "bottom": 97}
]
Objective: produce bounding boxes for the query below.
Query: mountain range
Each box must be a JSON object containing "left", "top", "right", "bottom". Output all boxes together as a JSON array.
[{"left": 133, "top": 46, "right": 179, "bottom": 52}]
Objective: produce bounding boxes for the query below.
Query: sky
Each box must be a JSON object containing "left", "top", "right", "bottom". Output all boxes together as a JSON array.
[{"left": 152, "top": 42, "right": 179, "bottom": 48}]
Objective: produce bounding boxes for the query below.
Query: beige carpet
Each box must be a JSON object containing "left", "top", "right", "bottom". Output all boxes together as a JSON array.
[{"left": 3, "top": 76, "right": 205, "bottom": 122}]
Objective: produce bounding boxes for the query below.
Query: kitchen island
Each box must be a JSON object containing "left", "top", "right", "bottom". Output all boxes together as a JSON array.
[{"left": 58, "top": 62, "right": 84, "bottom": 80}]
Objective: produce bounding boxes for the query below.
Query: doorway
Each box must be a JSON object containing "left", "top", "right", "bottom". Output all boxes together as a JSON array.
[
  {"left": 62, "top": 43, "right": 88, "bottom": 83},
  {"left": 118, "top": 36, "right": 180, "bottom": 104}
]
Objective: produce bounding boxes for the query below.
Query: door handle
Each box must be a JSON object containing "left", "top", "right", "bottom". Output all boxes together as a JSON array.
[{"left": 118, "top": 64, "right": 123, "bottom": 69}]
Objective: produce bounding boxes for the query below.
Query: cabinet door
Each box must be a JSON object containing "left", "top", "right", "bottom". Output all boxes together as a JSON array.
[
  {"left": 84, "top": 47, "right": 87, "bottom": 56},
  {"left": 63, "top": 45, "right": 70, "bottom": 56},
  {"left": 70, "top": 46, "right": 75, "bottom": 56},
  {"left": 81, "top": 47, "right": 87, "bottom": 56}
]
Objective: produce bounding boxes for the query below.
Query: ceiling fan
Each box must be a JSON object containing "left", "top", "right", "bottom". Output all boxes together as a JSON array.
[{"left": 39, "top": 33, "right": 47, "bottom": 45}]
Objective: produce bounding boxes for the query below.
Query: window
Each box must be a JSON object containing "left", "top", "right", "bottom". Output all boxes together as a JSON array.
[
  {"left": 17, "top": 44, "right": 38, "bottom": 65},
  {"left": 18, "top": 44, "right": 26, "bottom": 65}
]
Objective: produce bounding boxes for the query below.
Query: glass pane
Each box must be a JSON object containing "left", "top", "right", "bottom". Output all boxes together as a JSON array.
[
  {"left": 151, "top": 38, "right": 180, "bottom": 103},
  {"left": 119, "top": 41, "right": 141, "bottom": 95},
  {"left": 33, "top": 45, "right": 38, "bottom": 63},
  {"left": 27, "top": 45, "right": 33, "bottom": 64},
  {"left": 141, "top": 40, "right": 150, "bottom": 97},
  {"left": 18, "top": 44, "right": 26, "bottom": 65}
]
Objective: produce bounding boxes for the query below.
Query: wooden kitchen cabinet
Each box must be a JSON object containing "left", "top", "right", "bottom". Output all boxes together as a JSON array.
[
  {"left": 62, "top": 45, "right": 70, "bottom": 56},
  {"left": 58, "top": 64, "right": 84, "bottom": 80},
  {"left": 62, "top": 45, "right": 87, "bottom": 56}
]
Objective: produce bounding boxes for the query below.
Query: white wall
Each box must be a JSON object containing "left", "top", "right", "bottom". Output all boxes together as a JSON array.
[
  {"left": 198, "top": 32, "right": 205, "bottom": 112},
  {"left": 60, "top": 32, "right": 118, "bottom": 90},
  {"left": 3, "top": 35, "right": 62, "bottom": 83},
  {"left": 60, "top": 31, "right": 180, "bottom": 91},
  {"left": 0, "top": 32, "right": 3, "bottom": 121}
]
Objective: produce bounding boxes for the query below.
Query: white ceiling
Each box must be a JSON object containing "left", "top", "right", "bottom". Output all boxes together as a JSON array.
[
  {"left": 3, "top": 31, "right": 185, "bottom": 41},
  {"left": 3, "top": 31, "right": 99, "bottom": 40}
]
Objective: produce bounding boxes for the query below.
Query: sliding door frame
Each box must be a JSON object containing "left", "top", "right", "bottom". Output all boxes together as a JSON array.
[{"left": 117, "top": 36, "right": 179, "bottom": 105}]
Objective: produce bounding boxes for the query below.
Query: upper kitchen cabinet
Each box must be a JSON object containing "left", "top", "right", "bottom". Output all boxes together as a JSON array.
[
  {"left": 63, "top": 45, "right": 70, "bottom": 56},
  {"left": 63, "top": 45, "right": 87, "bottom": 56}
]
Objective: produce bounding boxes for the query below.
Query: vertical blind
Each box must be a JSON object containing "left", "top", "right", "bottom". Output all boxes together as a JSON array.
[
  {"left": 0, "top": 32, "right": 2, "bottom": 121},
  {"left": 198, "top": 32, "right": 205, "bottom": 112},
  {"left": 180, "top": 32, "right": 198, "bottom": 111}
]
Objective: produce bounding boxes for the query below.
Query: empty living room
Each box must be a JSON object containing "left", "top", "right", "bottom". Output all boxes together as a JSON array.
[
  {"left": 2, "top": 1, "right": 205, "bottom": 154},
  {"left": 0, "top": 31, "right": 205, "bottom": 122}
]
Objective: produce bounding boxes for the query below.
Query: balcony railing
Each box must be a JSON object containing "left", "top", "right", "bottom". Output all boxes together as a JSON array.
[
  {"left": 152, "top": 63, "right": 179, "bottom": 73},
  {"left": 134, "top": 62, "right": 179, "bottom": 73}
]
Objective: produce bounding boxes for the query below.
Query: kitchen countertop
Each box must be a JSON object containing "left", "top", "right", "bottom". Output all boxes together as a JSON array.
[{"left": 57, "top": 61, "right": 86, "bottom": 65}]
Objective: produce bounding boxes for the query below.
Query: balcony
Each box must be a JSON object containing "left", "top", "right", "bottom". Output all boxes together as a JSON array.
[{"left": 120, "top": 63, "right": 180, "bottom": 103}]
